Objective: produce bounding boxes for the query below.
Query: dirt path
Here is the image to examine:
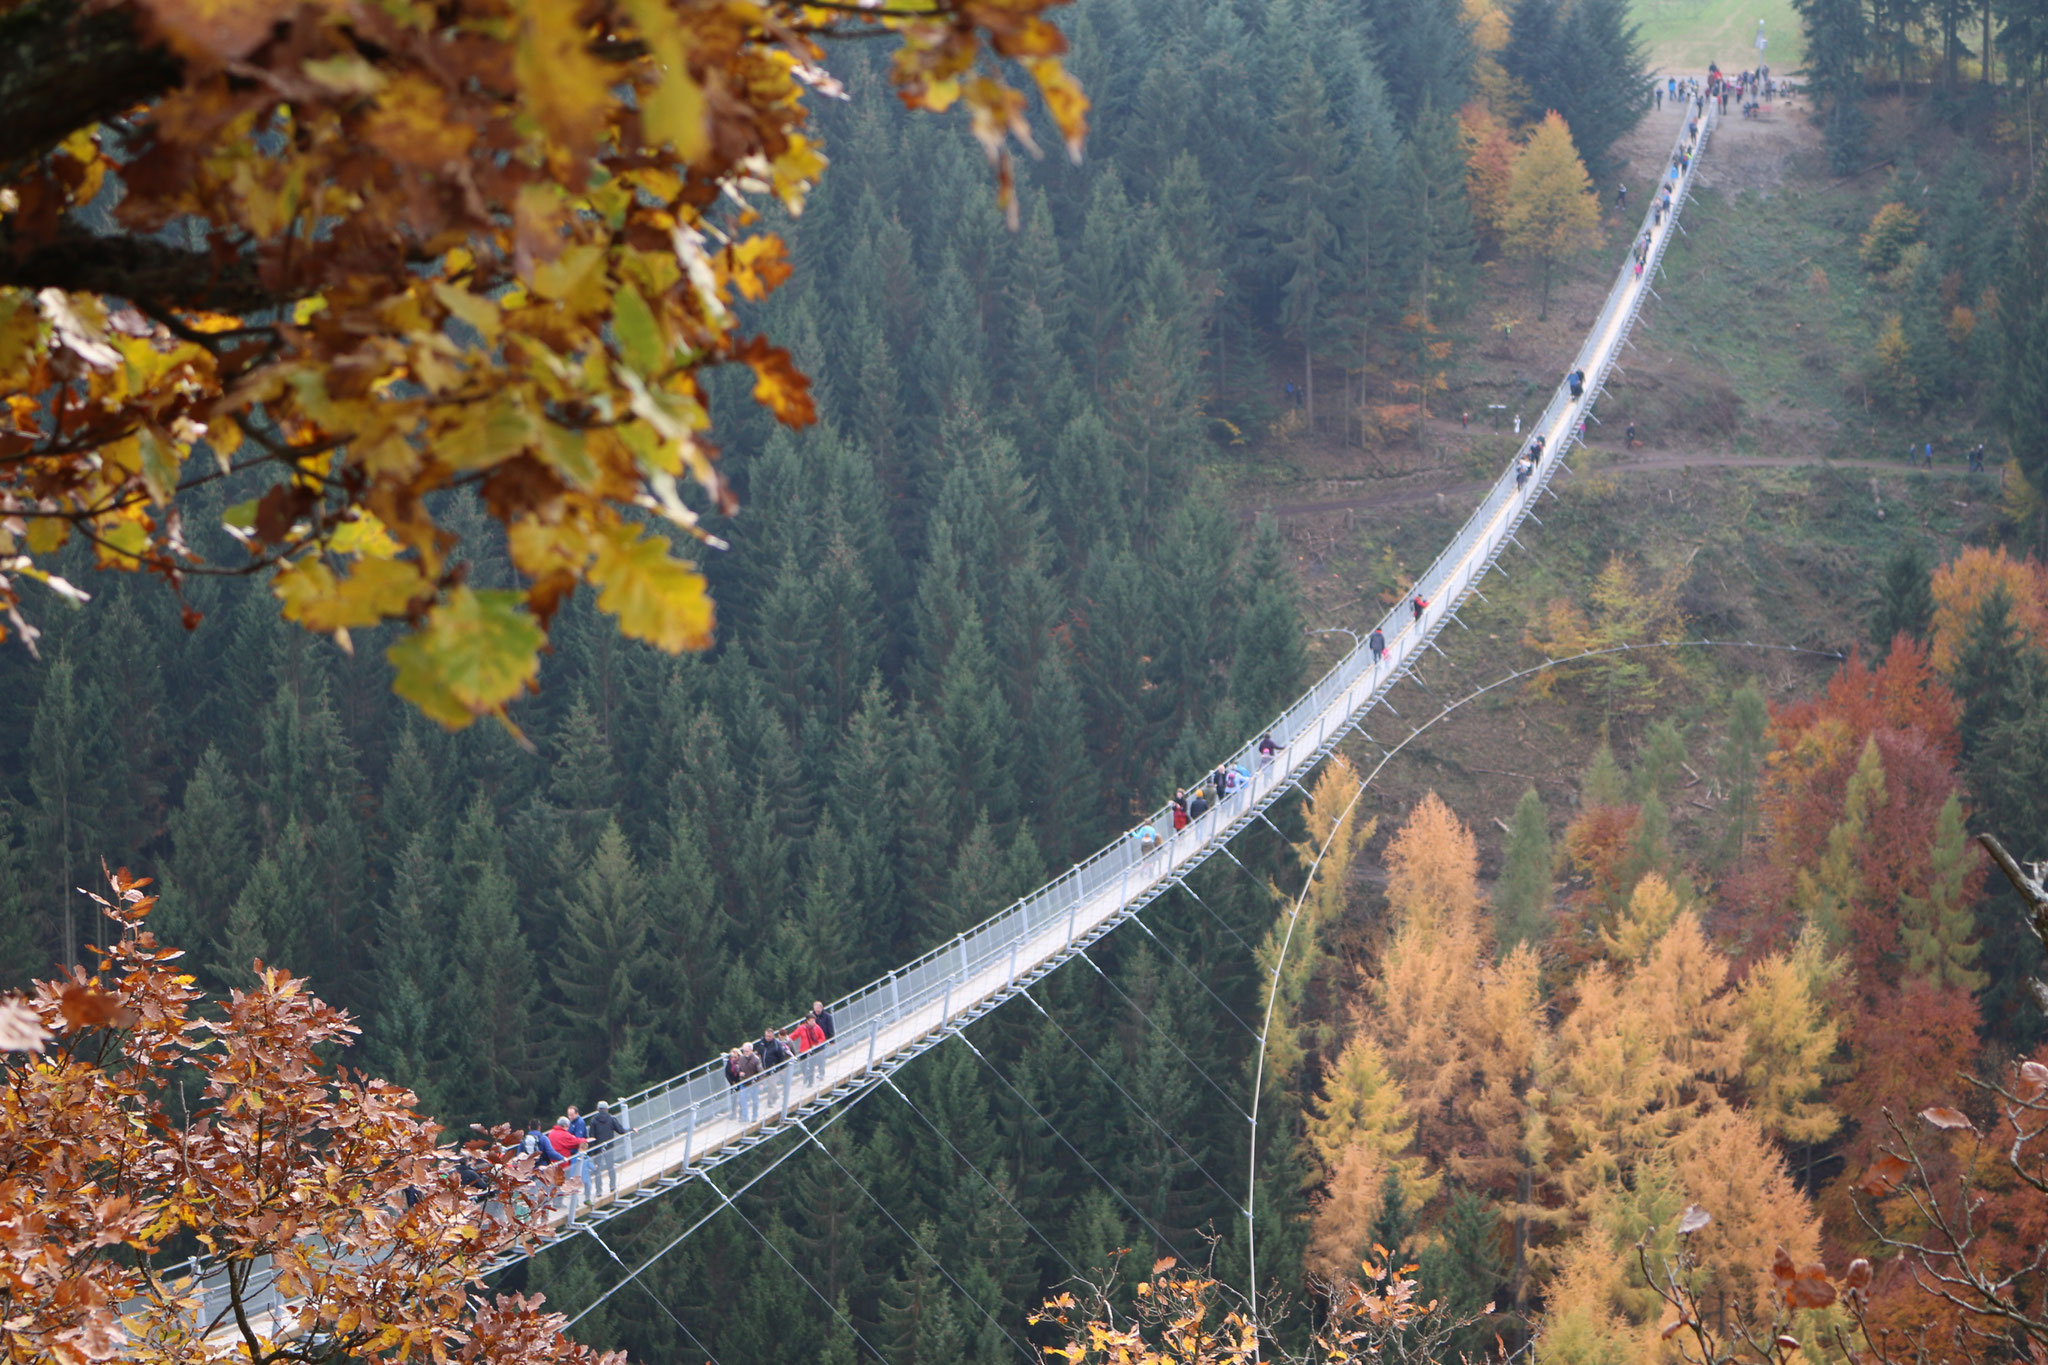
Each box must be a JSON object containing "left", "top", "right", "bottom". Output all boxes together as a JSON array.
[{"left": 1249, "top": 452, "right": 1985, "bottom": 519}]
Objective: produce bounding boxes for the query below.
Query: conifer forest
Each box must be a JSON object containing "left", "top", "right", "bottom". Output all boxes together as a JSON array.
[{"left": 6, "top": 0, "right": 2048, "bottom": 1361}]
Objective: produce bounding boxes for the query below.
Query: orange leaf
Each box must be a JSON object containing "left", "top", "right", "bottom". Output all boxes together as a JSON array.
[
  {"left": 735, "top": 336, "right": 815, "bottom": 427},
  {"left": 1151, "top": 1257, "right": 1176, "bottom": 1277},
  {"left": 57, "top": 982, "right": 138, "bottom": 1030},
  {"left": 1858, "top": 1153, "right": 1910, "bottom": 1195},
  {"left": 1786, "top": 1266, "right": 1837, "bottom": 1309},
  {"left": 1843, "top": 1258, "right": 1874, "bottom": 1293}
]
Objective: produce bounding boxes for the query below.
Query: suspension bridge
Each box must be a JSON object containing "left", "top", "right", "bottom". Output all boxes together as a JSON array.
[{"left": 191, "top": 99, "right": 1719, "bottom": 1343}]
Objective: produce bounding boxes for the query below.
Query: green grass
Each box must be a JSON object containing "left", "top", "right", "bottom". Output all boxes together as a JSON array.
[{"left": 1631, "top": 0, "right": 1804, "bottom": 77}]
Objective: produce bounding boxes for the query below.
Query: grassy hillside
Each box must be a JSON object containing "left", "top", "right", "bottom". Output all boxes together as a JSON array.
[{"left": 1633, "top": 0, "right": 1802, "bottom": 76}]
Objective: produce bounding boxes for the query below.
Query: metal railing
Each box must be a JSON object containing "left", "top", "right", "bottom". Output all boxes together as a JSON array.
[{"left": 183, "top": 101, "right": 1718, "bottom": 1340}]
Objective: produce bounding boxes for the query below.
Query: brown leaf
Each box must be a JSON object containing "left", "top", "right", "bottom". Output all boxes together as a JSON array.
[
  {"left": 57, "top": 982, "right": 138, "bottom": 1030},
  {"left": 1858, "top": 1152, "right": 1910, "bottom": 1195},
  {"left": 1786, "top": 1265, "right": 1837, "bottom": 1309},
  {"left": 1677, "top": 1204, "right": 1712, "bottom": 1235},
  {"left": 1660, "top": 1317, "right": 1689, "bottom": 1341},
  {"left": 1920, "top": 1105, "right": 1976, "bottom": 1132},
  {"left": 1843, "top": 1258, "right": 1873, "bottom": 1293},
  {"left": 1771, "top": 1247, "right": 1798, "bottom": 1289},
  {"left": 1776, "top": 1335, "right": 1802, "bottom": 1350},
  {"left": 2018, "top": 1059, "right": 2048, "bottom": 1100}
]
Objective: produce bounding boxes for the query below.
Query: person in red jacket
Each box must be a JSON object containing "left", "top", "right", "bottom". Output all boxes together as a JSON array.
[
  {"left": 546, "top": 1117, "right": 587, "bottom": 1214},
  {"left": 793, "top": 1014, "right": 827, "bottom": 1085}
]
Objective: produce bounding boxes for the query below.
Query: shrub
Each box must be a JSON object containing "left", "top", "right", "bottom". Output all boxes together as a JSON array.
[{"left": 1859, "top": 202, "right": 1923, "bottom": 273}]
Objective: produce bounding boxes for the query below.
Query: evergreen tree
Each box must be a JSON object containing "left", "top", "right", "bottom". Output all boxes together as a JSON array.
[
  {"left": 1714, "top": 685, "right": 1770, "bottom": 867},
  {"left": 1264, "top": 61, "right": 1345, "bottom": 419},
  {"left": 1495, "top": 787, "right": 1553, "bottom": 949},
  {"left": 552, "top": 819, "right": 653, "bottom": 1094},
  {"left": 0, "top": 804, "right": 41, "bottom": 988},
  {"left": 1872, "top": 544, "right": 1936, "bottom": 648},
  {"left": 155, "top": 746, "right": 252, "bottom": 976},
  {"left": 1504, "top": 0, "right": 1649, "bottom": 180},
  {"left": 1953, "top": 583, "right": 2026, "bottom": 758},
  {"left": 1230, "top": 517, "right": 1308, "bottom": 727},
  {"left": 26, "top": 655, "right": 98, "bottom": 969},
  {"left": 1899, "top": 793, "right": 1989, "bottom": 992},
  {"left": 367, "top": 831, "right": 448, "bottom": 1108},
  {"left": 446, "top": 794, "right": 549, "bottom": 1124},
  {"left": 1417, "top": 1190, "right": 1507, "bottom": 1357},
  {"left": 214, "top": 817, "right": 313, "bottom": 986}
]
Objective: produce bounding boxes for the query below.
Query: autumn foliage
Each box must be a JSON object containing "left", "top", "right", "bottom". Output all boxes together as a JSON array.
[
  {"left": 0, "top": 869, "right": 593, "bottom": 1365},
  {"left": 0, "top": 0, "right": 1086, "bottom": 728}
]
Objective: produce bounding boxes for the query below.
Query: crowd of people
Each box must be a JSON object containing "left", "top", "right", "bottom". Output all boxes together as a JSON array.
[{"left": 721, "top": 1000, "right": 838, "bottom": 1125}]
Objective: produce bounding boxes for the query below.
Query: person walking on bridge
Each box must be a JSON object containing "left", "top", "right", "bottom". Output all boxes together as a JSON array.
[
  {"left": 1369, "top": 627, "right": 1386, "bottom": 664},
  {"left": 1411, "top": 594, "right": 1428, "bottom": 623},
  {"left": 793, "top": 1011, "right": 827, "bottom": 1085},
  {"left": 811, "top": 1000, "right": 835, "bottom": 1044},
  {"left": 585, "top": 1100, "right": 632, "bottom": 1200}
]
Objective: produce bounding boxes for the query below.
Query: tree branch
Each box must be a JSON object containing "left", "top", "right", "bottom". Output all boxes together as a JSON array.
[
  {"left": 0, "top": 0, "right": 182, "bottom": 172},
  {"left": 0, "top": 225, "right": 274, "bottom": 314}
]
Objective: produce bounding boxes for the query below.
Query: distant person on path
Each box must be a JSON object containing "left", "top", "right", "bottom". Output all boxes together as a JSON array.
[
  {"left": 1568, "top": 368, "right": 1585, "bottom": 399},
  {"left": 1369, "top": 627, "right": 1386, "bottom": 663},
  {"left": 1626, "top": 420, "right": 1637, "bottom": 448},
  {"left": 1513, "top": 414, "right": 1521, "bottom": 435},
  {"left": 1970, "top": 443, "right": 1986, "bottom": 472},
  {"left": 585, "top": 1101, "right": 632, "bottom": 1200},
  {"left": 1257, "top": 733, "right": 1279, "bottom": 766},
  {"left": 1925, "top": 441, "right": 1935, "bottom": 467},
  {"left": 1616, "top": 183, "right": 1627, "bottom": 210}
]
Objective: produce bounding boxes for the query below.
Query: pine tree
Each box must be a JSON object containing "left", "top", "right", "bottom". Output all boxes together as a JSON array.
[
  {"left": 1794, "top": 736, "right": 1884, "bottom": 950},
  {"left": 552, "top": 819, "right": 653, "bottom": 1094},
  {"left": 1714, "top": 685, "right": 1770, "bottom": 868},
  {"left": 931, "top": 609, "right": 1020, "bottom": 837},
  {"left": 1265, "top": 60, "right": 1345, "bottom": 420},
  {"left": 0, "top": 805, "right": 42, "bottom": 988},
  {"left": 1899, "top": 792, "right": 1989, "bottom": 992},
  {"left": 1495, "top": 787, "right": 1553, "bottom": 949},
  {"left": 1416, "top": 1189, "right": 1507, "bottom": 1358},
  {"left": 214, "top": 817, "right": 313, "bottom": 986},
  {"left": 1952, "top": 583, "right": 2027, "bottom": 758},
  {"left": 446, "top": 794, "right": 549, "bottom": 1125},
  {"left": 155, "top": 746, "right": 252, "bottom": 977},
  {"left": 1502, "top": 112, "right": 1599, "bottom": 319},
  {"left": 367, "top": 831, "right": 448, "bottom": 1108},
  {"left": 26, "top": 655, "right": 99, "bottom": 970},
  {"left": 1580, "top": 737, "right": 1626, "bottom": 808},
  {"left": 1230, "top": 517, "right": 1308, "bottom": 727},
  {"left": 1599, "top": 869, "right": 1681, "bottom": 965}
]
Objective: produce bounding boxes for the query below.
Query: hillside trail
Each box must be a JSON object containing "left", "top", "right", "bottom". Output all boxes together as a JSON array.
[{"left": 1251, "top": 451, "right": 1984, "bottom": 519}]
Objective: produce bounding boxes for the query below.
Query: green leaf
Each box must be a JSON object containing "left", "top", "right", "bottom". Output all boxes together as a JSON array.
[
  {"left": 612, "top": 283, "right": 664, "bottom": 374},
  {"left": 386, "top": 587, "right": 543, "bottom": 728}
]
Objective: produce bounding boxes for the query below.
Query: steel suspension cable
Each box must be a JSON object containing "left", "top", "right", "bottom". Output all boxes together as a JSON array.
[
  {"left": 1073, "top": 948, "right": 1253, "bottom": 1124},
  {"left": 586, "top": 1226, "right": 726, "bottom": 1365},
  {"left": 879, "top": 1073, "right": 1084, "bottom": 1283},
  {"left": 788, "top": 1117, "right": 1039, "bottom": 1365},
  {"left": 955, "top": 1033, "right": 1195, "bottom": 1267},
  {"left": 1019, "top": 987, "right": 1244, "bottom": 1209},
  {"left": 699, "top": 1166, "right": 890, "bottom": 1363}
]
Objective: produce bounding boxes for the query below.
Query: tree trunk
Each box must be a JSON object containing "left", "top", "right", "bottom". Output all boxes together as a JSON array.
[{"left": 1304, "top": 341, "right": 1314, "bottom": 428}]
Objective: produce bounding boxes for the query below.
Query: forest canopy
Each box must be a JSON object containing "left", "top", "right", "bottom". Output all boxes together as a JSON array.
[{"left": 0, "top": 0, "right": 1086, "bottom": 729}]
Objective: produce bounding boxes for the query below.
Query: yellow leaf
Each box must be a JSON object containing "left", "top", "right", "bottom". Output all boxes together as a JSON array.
[
  {"left": 624, "top": 0, "right": 709, "bottom": 165},
  {"left": 386, "top": 588, "right": 544, "bottom": 728},
  {"left": 587, "top": 521, "right": 714, "bottom": 652},
  {"left": 94, "top": 518, "right": 149, "bottom": 568},
  {"left": 513, "top": 0, "right": 612, "bottom": 152},
  {"left": 329, "top": 511, "right": 403, "bottom": 558},
  {"left": 438, "top": 392, "right": 536, "bottom": 470},
  {"left": 274, "top": 556, "right": 428, "bottom": 631},
  {"left": 431, "top": 281, "right": 502, "bottom": 346}
]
